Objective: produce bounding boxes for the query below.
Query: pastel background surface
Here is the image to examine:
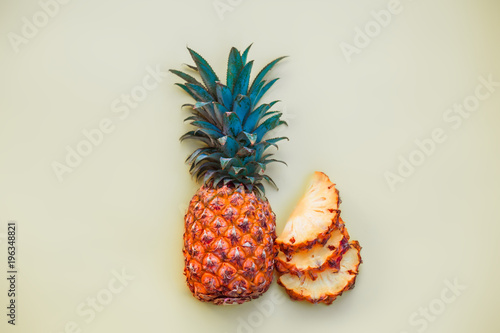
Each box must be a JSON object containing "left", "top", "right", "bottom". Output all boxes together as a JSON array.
[{"left": 1, "top": 0, "right": 499, "bottom": 332}]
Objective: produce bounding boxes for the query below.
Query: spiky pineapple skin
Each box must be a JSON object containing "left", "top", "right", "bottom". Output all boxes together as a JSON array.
[{"left": 183, "top": 184, "right": 276, "bottom": 305}]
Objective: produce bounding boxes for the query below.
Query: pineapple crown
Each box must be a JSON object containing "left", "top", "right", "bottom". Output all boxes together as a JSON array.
[{"left": 171, "top": 45, "right": 288, "bottom": 195}]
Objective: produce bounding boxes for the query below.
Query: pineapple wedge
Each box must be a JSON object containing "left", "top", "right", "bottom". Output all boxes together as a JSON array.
[
  {"left": 275, "top": 220, "right": 350, "bottom": 280},
  {"left": 277, "top": 241, "right": 362, "bottom": 305},
  {"left": 275, "top": 171, "right": 362, "bottom": 305},
  {"left": 275, "top": 172, "right": 340, "bottom": 255}
]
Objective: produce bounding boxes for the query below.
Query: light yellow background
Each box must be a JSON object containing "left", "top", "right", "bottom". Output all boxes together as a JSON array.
[{"left": 1, "top": 0, "right": 500, "bottom": 332}]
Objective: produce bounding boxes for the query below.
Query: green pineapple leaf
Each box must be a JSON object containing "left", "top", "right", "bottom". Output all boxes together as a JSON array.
[
  {"left": 253, "top": 78, "right": 279, "bottom": 106},
  {"left": 233, "top": 95, "right": 252, "bottom": 121},
  {"left": 227, "top": 47, "right": 243, "bottom": 91},
  {"left": 175, "top": 83, "right": 198, "bottom": 101},
  {"left": 249, "top": 56, "right": 286, "bottom": 94},
  {"left": 242, "top": 132, "right": 257, "bottom": 146},
  {"left": 233, "top": 61, "right": 254, "bottom": 97},
  {"left": 245, "top": 176, "right": 255, "bottom": 184},
  {"left": 187, "top": 48, "right": 219, "bottom": 97},
  {"left": 202, "top": 170, "right": 217, "bottom": 184},
  {"left": 253, "top": 114, "right": 287, "bottom": 141},
  {"left": 191, "top": 162, "right": 219, "bottom": 179},
  {"left": 248, "top": 80, "right": 265, "bottom": 107},
  {"left": 211, "top": 102, "right": 227, "bottom": 127},
  {"left": 232, "top": 166, "right": 245, "bottom": 175},
  {"left": 180, "top": 131, "right": 213, "bottom": 145},
  {"left": 213, "top": 173, "right": 226, "bottom": 187},
  {"left": 261, "top": 110, "right": 282, "bottom": 120},
  {"left": 183, "top": 63, "right": 198, "bottom": 71},
  {"left": 236, "top": 147, "right": 255, "bottom": 157},
  {"left": 263, "top": 175, "right": 278, "bottom": 190},
  {"left": 263, "top": 158, "right": 287, "bottom": 166},
  {"left": 193, "top": 127, "right": 224, "bottom": 140},
  {"left": 185, "top": 83, "right": 214, "bottom": 103},
  {"left": 243, "top": 101, "right": 279, "bottom": 132},
  {"left": 255, "top": 183, "right": 266, "bottom": 195},
  {"left": 241, "top": 44, "right": 252, "bottom": 64},
  {"left": 193, "top": 102, "right": 218, "bottom": 124},
  {"left": 223, "top": 112, "right": 242, "bottom": 137},
  {"left": 216, "top": 82, "right": 233, "bottom": 109},
  {"left": 183, "top": 115, "right": 203, "bottom": 123},
  {"left": 191, "top": 120, "right": 223, "bottom": 135},
  {"left": 185, "top": 147, "right": 215, "bottom": 164},
  {"left": 220, "top": 157, "right": 234, "bottom": 170},
  {"left": 217, "top": 136, "right": 239, "bottom": 157},
  {"left": 169, "top": 69, "right": 202, "bottom": 86},
  {"left": 265, "top": 136, "right": 289, "bottom": 147}
]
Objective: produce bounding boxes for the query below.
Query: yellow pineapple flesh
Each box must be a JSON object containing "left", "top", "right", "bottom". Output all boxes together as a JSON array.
[
  {"left": 276, "top": 171, "right": 340, "bottom": 254},
  {"left": 275, "top": 171, "right": 362, "bottom": 305},
  {"left": 275, "top": 220, "right": 350, "bottom": 280},
  {"left": 278, "top": 241, "right": 361, "bottom": 305}
]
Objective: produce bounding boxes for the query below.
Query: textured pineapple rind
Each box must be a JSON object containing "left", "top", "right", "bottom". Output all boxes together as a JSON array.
[
  {"left": 274, "top": 226, "right": 350, "bottom": 280},
  {"left": 183, "top": 185, "right": 277, "bottom": 305},
  {"left": 277, "top": 273, "right": 358, "bottom": 305},
  {"left": 277, "top": 241, "right": 362, "bottom": 305},
  {"left": 209, "top": 277, "right": 273, "bottom": 305},
  {"left": 275, "top": 192, "right": 341, "bottom": 256}
]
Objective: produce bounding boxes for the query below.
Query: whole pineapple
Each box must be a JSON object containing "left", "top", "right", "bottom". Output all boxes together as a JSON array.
[{"left": 171, "top": 45, "right": 287, "bottom": 304}]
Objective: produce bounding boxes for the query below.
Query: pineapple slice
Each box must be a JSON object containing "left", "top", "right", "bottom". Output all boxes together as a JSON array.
[
  {"left": 277, "top": 241, "right": 362, "bottom": 305},
  {"left": 275, "top": 221, "right": 350, "bottom": 280},
  {"left": 276, "top": 171, "right": 340, "bottom": 254}
]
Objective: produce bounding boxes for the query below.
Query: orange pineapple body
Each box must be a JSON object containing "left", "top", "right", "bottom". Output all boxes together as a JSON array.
[{"left": 183, "top": 185, "right": 276, "bottom": 304}]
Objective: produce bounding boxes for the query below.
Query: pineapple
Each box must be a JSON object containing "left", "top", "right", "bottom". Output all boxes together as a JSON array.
[
  {"left": 275, "top": 172, "right": 341, "bottom": 255},
  {"left": 278, "top": 241, "right": 362, "bottom": 305},
  {"left": 275, "top": 219, "right": 350, "bottom": 280},
  {"left": 171, "top": 45, "right": 287, "bottom": 305},
  {"left": 275, "top": 172, "right": 362, "bottom": 304}
]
